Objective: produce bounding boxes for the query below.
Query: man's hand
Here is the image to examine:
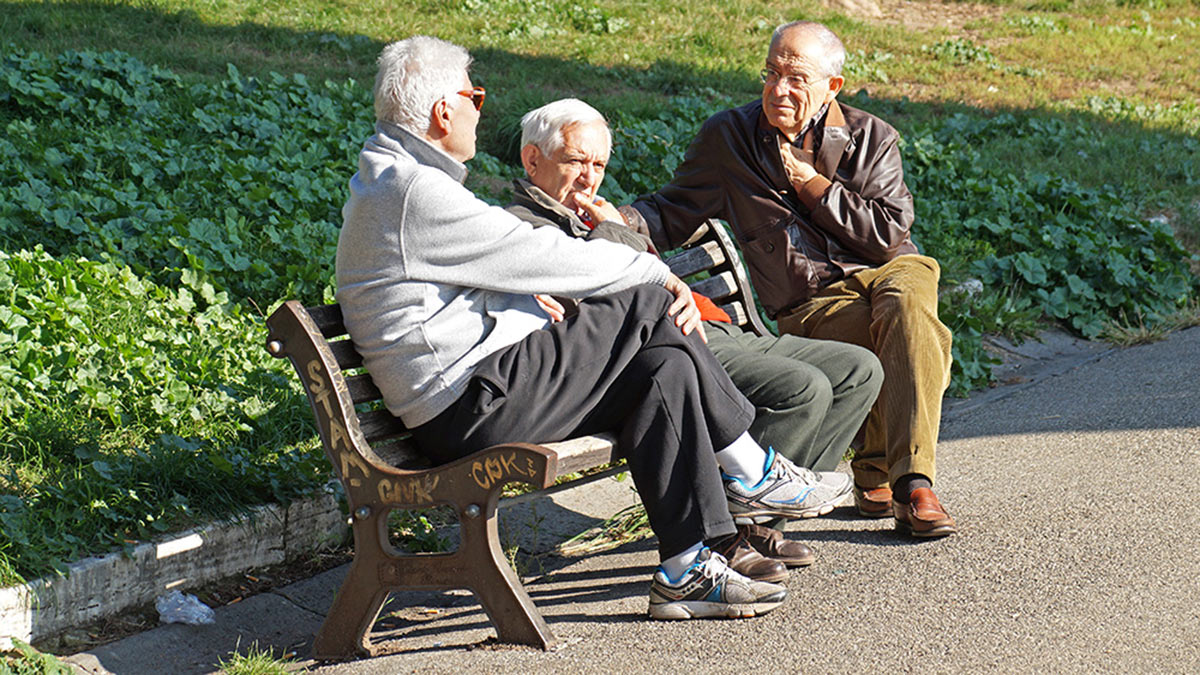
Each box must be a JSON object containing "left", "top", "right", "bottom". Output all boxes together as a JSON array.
[
  {"left": 663, "top": 274, "right": 707, "bottom": 343},
  {"left": 534, "top": 294, "right": 566, "bottom": 322},
  {"left": 778, "top": 135, "right": 818, "bottom": 185},
  {"left": 573, "top": 193, "right": 626, "bottom": 225}
]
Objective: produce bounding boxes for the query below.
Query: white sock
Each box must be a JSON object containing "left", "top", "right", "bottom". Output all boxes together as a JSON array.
[
  {"left": 715, "top": 431, "right": 769, "bottom": 485},
  {"left": 659, "top": 541, "right": 704, "bottom": 583}
]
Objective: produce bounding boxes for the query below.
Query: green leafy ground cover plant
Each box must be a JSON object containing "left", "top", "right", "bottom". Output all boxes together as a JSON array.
[
  {"left": 0, "top": 247, "right": 327, "bottom": 581},
  {"left": 1, "top": 0, "right": 1198, "bottom": 585},
  {"left": 0, "top": 48, "right": 365, "bottom": 306},
  {"left": 0, "top": 638, "right": 73, "bottom": 675}
]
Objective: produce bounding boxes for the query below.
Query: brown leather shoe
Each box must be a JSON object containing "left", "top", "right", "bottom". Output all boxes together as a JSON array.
[
  {"left": 893, "top": 487, "right": 957, "bottom": 537},
  {"left": 711, "top": 531, "right": 789, "bottom": 583},
  {"left": 854, "top": 485, "right": 894, "bottom": 518},
  {"left": 738, "top": 523, "right": 815, "bottom": 567}
]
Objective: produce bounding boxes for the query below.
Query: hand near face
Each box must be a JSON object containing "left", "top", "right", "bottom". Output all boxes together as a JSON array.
[
  {"left": 778, "top": 135, "right": 818, "bottom": 185},
  {"left": 573, "top": 193, "right": 626, "bottom": 225}
]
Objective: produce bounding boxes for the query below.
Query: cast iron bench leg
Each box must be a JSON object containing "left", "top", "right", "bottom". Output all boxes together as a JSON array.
[
  {"left": 462, "top": 497, "right": 558, "bottom": 649},
  {"left": 312, "top": 493, "right": 557, "bottom": 658},
  {"left": 311, "top": 557, "right": 389, "bottom": 659}
]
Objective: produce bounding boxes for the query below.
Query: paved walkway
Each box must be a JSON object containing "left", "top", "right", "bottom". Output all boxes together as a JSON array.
[{"left": 67, "top": 327, "right": 1200, "bottom": 673}]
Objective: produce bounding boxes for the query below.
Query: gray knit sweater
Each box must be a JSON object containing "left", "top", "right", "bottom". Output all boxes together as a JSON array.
[{"left": 335, "top": 121, "right": 669, "bottom": 427}]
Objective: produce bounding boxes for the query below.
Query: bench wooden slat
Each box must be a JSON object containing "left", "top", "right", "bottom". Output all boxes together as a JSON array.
[
  {"left": 328, "top": 339, "right": 364, "bottom": 370},
  {"left": 542, "top": 433, "right": 620, "bottom": 478},
  {"left": 720, "top": 301, "right": 750, "bottom": 327},
  {"left": 357, "top": 408, "right": 408, "bottom": 444},
  {"left": 307, "top": 304, "right": 347, "bottom": 338},
  {"left": 689, "top": 270, "right": 737, "bottom": 302},
  {"left": 369, "top": 436, "right": 429, "bottom": 470},
  {"left": 345, "top": 372, "right": 383, "bottom": 404},
  {"left": 665, "top": 241, "right": 724, "bottom": 279}
]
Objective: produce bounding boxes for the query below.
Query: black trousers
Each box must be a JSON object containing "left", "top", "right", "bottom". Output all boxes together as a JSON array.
[{"left": 412, "top": 284, "right": 753, "bottom": 559}]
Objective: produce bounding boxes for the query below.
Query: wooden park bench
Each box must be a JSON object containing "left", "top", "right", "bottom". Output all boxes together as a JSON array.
[{"left": 263, "top": 220, "right": 768, "bottom": 660}]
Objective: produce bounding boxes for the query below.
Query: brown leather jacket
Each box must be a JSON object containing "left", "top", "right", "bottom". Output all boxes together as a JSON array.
[{"left": 628, "top": 99, "right": 917, "bottom": 319}]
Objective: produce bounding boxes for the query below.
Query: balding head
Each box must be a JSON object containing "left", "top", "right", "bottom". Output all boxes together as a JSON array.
[{"left": 769, "top": 21, "right": 846, "bottom": 79}]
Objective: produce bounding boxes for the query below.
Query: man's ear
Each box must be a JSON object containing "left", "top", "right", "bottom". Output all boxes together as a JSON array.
[
  {"left": 520, "top": 143, "right": 541, "bottom": 178},
  {"left": 428, "top": 98, "right": 452, "bottom": 140},
  {"left": 824, "top": 75, "right": 845, "bottom": 104}
]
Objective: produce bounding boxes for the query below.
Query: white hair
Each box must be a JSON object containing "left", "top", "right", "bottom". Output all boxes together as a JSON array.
[
  {"left": 373, "top": 36, "right": 472, "bottom": 134},
  {"left": 770, "top": 21, "right": 846, "bottom": 78},
  {"left": 520, "top": 98, "right": 611, "bottom": 156}
]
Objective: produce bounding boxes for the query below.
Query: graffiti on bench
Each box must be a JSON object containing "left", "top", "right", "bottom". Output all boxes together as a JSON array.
[
  {"left": 470, "top": 453, "right": 537, "bottom": 490},
  {"left": 378, "top": 474, "right": 440, "bottom": 505},
  {"left": 306, "top": 359, "right": 371, "bottom": 488},
  {"left": 302, "top": 357, "right": 538, "bottom": 503}
]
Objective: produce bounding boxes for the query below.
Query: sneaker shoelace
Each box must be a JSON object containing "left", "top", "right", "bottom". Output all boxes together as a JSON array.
[
  {"left": 697, "top": 550, "right": 751, "bottom": 585},
  {"left": 775, "top": 455, "right": 819, "bottom": 485}
]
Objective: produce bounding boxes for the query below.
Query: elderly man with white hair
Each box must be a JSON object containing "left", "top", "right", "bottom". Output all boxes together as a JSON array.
[
  {"left": 507, "top": 97, "right": 881, "bottom": 573},
  {"left": 335, "top": 36, "right": 851, "bottom": 620}
]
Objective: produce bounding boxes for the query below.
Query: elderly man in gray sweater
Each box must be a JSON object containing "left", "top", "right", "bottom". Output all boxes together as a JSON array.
[{"left": 336, "top": 36, "right": 842, "bottom": 620}]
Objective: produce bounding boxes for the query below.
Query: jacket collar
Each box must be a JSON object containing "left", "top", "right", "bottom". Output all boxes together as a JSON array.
[
  {"left": 511, "top": 178, "right": 589, "bottom": 232},
  {"left": 814, "top": 101, "right": 851, "bottom": 178},
  {"left": 375, "top": 119, "right": 468, "bottom": 184},
  {"left": 756, "top": 100, "right": 851, "bottom": 179}
]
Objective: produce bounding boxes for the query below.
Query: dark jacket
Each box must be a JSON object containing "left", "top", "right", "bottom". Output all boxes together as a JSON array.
[
  {"left": 629, "top": 99, "right": 918, "bottom": 319},
  {"left": 506, "top": 178, "right": 654, "bottom": 253}
]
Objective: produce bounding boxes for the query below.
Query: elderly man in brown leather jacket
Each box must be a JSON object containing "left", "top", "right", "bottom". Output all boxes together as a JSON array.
[{"left": 626, "top": 20, "right": 957, "bottom": 537}]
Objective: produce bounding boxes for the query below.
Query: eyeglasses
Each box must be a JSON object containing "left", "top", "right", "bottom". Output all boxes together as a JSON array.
[
  {"left": 455, "top": 86, "right": 486, "bottom": 111},
  {"left": 759, "top": 67, "right": 820, "bottom": 91}
]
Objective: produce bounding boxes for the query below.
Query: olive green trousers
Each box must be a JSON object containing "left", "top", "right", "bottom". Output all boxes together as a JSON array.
[
  {"left": 704, "top": 320, "right": 882, "bottom": 473},
  {"left": 777, "top": 255, "right": 953, "bottom": 488}
]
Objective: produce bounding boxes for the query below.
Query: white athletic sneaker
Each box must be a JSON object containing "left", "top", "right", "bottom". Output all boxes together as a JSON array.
[
  {"left": 723, "top": 447, "right": 853, "bottom": 523},
  {"left": 648, "top": 547, "right": 787, "bottom": 620}
]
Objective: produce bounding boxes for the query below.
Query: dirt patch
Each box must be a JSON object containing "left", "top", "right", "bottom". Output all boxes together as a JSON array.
[{"left": 878, "top": 0, "right": 1008, "bottom": 32}]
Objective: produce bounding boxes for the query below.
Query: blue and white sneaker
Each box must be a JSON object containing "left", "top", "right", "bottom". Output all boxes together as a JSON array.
[
  {"left": 648, "top": 547, "right": 787, "bottom": 620},
  {"left": 723, "top": 448, "right": 853, "bottom": 524}
]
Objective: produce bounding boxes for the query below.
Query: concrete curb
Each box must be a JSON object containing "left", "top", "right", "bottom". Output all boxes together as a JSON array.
[{"left": 0, "top": 487, "right": 347, "bottom": 644}]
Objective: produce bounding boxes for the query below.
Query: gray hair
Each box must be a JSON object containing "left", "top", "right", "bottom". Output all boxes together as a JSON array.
[
  {"left": 373, "top": 36, "right": 472, "bottom": 133},
  {"left": 770, "top": 21, "right": 846, "bottom": 78},
  {"left": 520, "top": 98, "right": 611, "bottom": 156}
]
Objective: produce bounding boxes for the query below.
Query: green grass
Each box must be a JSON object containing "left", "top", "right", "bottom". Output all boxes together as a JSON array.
[
  {"left": 1, "top": 0, "right": 1198, "bottom": 584},
  {"left": 3, "top": 1, "right": 1195, "bottom": 229},
  {"left": 217, "top": 641, "right": 300, "bottom": 675}
]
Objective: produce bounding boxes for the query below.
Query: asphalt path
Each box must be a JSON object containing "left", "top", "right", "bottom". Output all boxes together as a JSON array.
[{"left": 68, "top": 326, "right": 1200, "bottom": 674}]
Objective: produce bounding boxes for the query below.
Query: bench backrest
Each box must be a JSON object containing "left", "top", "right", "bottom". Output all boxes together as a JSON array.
[
  {"left": 666, "top": 220, "right": 769, "bottom": 338},
  {"left": 265, "top": 219, "right": 765, "bottom": 475}
]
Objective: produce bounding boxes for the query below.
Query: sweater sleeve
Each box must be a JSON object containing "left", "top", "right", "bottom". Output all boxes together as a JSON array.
[{"left": 402, "top": 170, "right": 669, "bottom": 297}]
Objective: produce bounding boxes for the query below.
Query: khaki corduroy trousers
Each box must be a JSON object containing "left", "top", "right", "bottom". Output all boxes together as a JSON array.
[{"left": 777, "top": 255, "right": 953, "bottom": 488}]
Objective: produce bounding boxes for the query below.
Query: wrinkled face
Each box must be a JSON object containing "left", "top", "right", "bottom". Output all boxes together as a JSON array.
[
  {"left": 443, "top": 73, "right": 480, "bottom": 162},
  {"left": 761, "top": 28, "right": 841, "bottom": 139},
  {"left": 525, "top": 120, "right": 610, "bottom": 210}
]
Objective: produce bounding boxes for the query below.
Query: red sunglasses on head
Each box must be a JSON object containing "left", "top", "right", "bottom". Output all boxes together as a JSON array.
[{"left": 455, "top": 86, "right": 486, "bottom": 111}]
